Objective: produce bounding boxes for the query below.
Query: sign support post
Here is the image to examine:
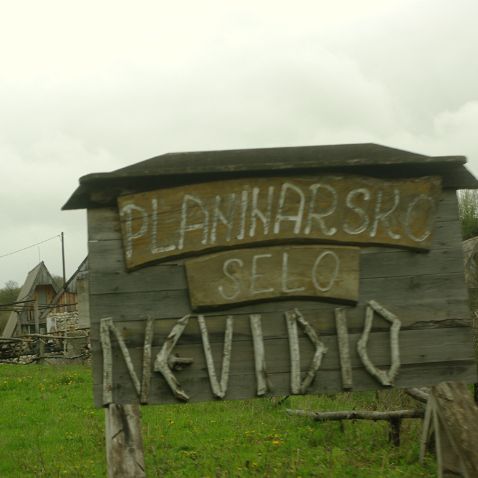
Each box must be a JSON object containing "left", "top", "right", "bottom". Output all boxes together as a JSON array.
[{"left": 105, "top": 403, "right": 145, "bottom": 478}]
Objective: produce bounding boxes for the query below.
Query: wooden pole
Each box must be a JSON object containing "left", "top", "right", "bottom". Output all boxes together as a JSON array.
[
  {"left": 34, "top": 300, "right": 40, "bottom": 335},
  {"left": 286, "top": 408, "right": 424, "bottom": 421},
  {"left": 61, "top": 232, "right": 66, "bottom": 285},
  {"left": 105, "top": 403, "right": 146, "bottom": 478}
]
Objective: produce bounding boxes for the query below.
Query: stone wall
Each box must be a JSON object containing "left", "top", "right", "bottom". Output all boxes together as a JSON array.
[{"left": 47, "top": 311, "right": 80, "bottom": 333}]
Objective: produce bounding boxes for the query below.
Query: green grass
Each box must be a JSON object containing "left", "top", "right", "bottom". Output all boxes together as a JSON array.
[{"left": 0, "top": 364, "right": 436, "bottom": 477}]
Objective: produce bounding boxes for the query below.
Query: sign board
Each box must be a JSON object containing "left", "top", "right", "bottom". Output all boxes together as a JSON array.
[
  {"left": 63, "top": 144, "right": 477, "bottom": 407},
  {"left": 185, "top": 245, "right": 360, "bottom": 309},
  {"left": 117, "top": 175, "right": 441, "bottom": 269}
]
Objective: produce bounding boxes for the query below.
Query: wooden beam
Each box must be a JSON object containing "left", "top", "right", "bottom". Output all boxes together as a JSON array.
[{"left": 105, "top": 403, "right": 145, "bottom": 478}]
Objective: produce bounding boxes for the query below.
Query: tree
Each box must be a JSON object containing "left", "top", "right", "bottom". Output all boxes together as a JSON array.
[
  {"left": 0, "top": 281, "right": 20, "bottom": 334},
  {"left": 458, "top": 190, "right": 478, "bottom": 240},
  {"left": 0, "top": 280, "right": 20, "bottom": 305}
]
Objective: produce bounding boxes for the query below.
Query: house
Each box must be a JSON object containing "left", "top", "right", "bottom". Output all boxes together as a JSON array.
[
  {"left": 1, "top": 262, "right": 60, "bottom": 337},
  {"left": 42, "top": 257, "right": 89, "bottom": 333}
]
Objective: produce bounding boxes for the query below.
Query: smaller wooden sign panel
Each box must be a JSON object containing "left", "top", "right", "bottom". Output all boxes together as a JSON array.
[{"left": 185, "top": 245, "right": 360, "bottom": 309}]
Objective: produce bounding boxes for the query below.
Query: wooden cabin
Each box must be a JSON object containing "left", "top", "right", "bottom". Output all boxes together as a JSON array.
[{"left": 1, "top": 262, "right": 60, "bottom": 337}]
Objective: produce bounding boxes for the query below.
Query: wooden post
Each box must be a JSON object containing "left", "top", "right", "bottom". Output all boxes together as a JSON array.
[
  {"left": 420, "top": 381, "right": 478, "bottom": 478},
  {"left": 34, "top": 300, "right": 40, "bottom": 355},
  {"left": 105, "top": 403, "right": 146, "bottom": 478},
  {"left": 388, "top": 417, "right": 401, "bottom": 447},
  {"left": 34, "top": 300, "right": 40, "bottom": 335}
]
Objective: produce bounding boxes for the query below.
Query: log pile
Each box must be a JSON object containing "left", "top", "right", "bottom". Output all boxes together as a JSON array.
[{"left": 0, "top": 330, "right": 90, "bottom": 364}]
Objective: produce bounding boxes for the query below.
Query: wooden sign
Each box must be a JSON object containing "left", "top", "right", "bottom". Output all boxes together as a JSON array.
[
  {"left": 185, "top": 245, "right": 360, "bottom": 309},
  {"left": 84, "top": 186, "right": 476, "bottom": 407},
  {"left": 65, "top": 144, "right": 478, "bottom": 478},
  {"left": 117, "top": 175, "right": 442, "bottom": 269},
  {"left": 65, "top": 144, "right": 478, "bottom": 408}
]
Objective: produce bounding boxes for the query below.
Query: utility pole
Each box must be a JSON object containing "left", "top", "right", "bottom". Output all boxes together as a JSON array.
[{"left": 61, "top": 232, "right": 66, "bottom": 285}]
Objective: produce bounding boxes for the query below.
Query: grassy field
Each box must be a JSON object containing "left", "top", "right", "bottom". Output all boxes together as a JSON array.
[{"left": 0, "top": 364, "right": 435, "bottom": 477}]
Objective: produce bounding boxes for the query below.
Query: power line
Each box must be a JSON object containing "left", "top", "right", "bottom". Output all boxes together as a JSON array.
[{"left": 0, "top": 234, "right": 61, "bottom": 259}]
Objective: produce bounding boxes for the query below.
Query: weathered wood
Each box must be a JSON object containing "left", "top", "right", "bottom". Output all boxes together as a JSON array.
[
  {"left": 285, "top": 310, "right": 301, "bottom": 394},
  {"left": 100, "top": 318, "right": 113, "bottom": 405},
  {"left": 198, "top": 315, "right": 233, "bottom": 399},
  {"left": 292, "top": 309, "right": 328, "bottom": 393},
  {"left": 105, "top": 403, "right": 145, "bottom": 478},
  {"left": 153, "top": 315, "right": 191, "bottom": 402},
  {"left": 389, "top": 416, "right": 402, "bottom": 447},
  {"left": 420, "top": 382, "right": 478, "bottom": 477},
  {"left": 406, "top": 387, "right": 430, "bottom": 403},
  {"left": 185, "top": 245, "right": 359, "bottom": 308},
  {"left": 88, "top": 242, "right": 466, "bottom": 293},
  {"left": 140, "top": 317, "right": 153, "bottom": 404},
  {"left": 96, "top": 356, "right": 477, "bottom": 407},
  {"left": 92, "top": 325, "right": 475, "bottom": 369},
  {"left": 88, "top": 190, "right": 462, "bottom": 242},
  {"left": 335, "top": 308, "right": 353, "bottom": 390},
  {"left": 86, "top": 186, "right": 476, "bottom": 407},
  {"left": 64, "top": 143, "right": 475, "bottom": 211},
  {"left": 88, "top": 272, "right": 469, "bottom": 324},
  {"left": 92, "top": 321, "right": 474, "bottom": 406},
  {"left": 249, "top": 314, "right": 269, "bottom": 396},
  {"left": 286, "top": 408, "right": 424, "bottom": 421},
  {"left": 357, "top": 301, "right": 401, "bottom": 386},
  {"left": 118, "top": 175, "right": 441, "bottom": 268},
  {"left": 432, "top": 382, "right": 478, "bottom": 477},
  {"left": 107, "top": 319, "right": 142, "bottom": 396}
]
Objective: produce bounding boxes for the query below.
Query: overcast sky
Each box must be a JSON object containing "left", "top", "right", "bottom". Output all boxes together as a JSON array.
[{"left": 0, "top": 0, "right": 477, "bottom": 286}]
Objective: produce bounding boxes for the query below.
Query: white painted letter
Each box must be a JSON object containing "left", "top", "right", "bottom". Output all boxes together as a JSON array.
[
  {"left": 304, "top": 184, "right": 337, "bottom": 236},
  {"left": 211, "top": 193, "right": 236, "bottom": 243},
  {"left": 249, "top": 186, "right": 274, "bottom": 237},
  {"left": 312, "top": 251, "right": 340, "bottom": 292},
  {"left": 343, "top": 188, "right": 371, "bottom": 235},
  {"left": 405, "top": 194, "right": 435, "bottom": 242},
  {"left": 120, "top": 203, "right": 148, "bottom": 259},
  {"left": 218, "top": 258, "right": 244, "bottom": 300},
  {"left": 250, "top": 254, "right": 274, "bottom": 295},
  {"left": 281, "top": 252, "right": 305, "bottom": 293},
  {"left": 178, "top": 194, "right": 209, "bottom": 250},
  {"left": 151, "top": 198, "right": 176, "bottom": 254},
  {"left": 273, "top": 182, "right": 305, "bottom": 234},
  {"left": 369, "top": 189, "right": 401, "bottom": 240},
  {"left": 236, "top": 189, "right": 249, "bottom": 240}
]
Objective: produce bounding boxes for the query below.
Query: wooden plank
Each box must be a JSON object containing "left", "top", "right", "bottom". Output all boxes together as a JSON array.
[
  {"left": 89, "top": 321, "right": 475, "bottom": 406},
  {"left": 86, "top": 144, "right": 464, "bottom": 178},
  {"left": 87, "top": 241, "right": 465, "bottom": 294},
  {"left": 88, "top": 299, "right": 471, "bottom": 355},
  {"left": 88, "top": 189, "right": 460, "bottom": 243},
  {"left": 117, "top": 175, "right": 442, "bottom": 268},
  {"left": 88, "top": 271, "right": 469, "bottom": 324},
  {"left": 91, "top": 324, "right": 475, "bottom": 369},
  {"left": 185, "top": 245, "right": 359, "bottom": 309},
  {"left": 93, "top": 358, "right": 477, "bottom": 407}
]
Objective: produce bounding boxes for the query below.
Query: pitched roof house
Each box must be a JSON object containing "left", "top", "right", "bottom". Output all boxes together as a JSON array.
[{"left": 1, "top": 262, "right": 60, "bottom": 338}]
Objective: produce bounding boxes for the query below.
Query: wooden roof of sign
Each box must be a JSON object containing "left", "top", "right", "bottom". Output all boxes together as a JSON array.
[{"left": 62, "top": 143, "right": 477, "bottom": 210}]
